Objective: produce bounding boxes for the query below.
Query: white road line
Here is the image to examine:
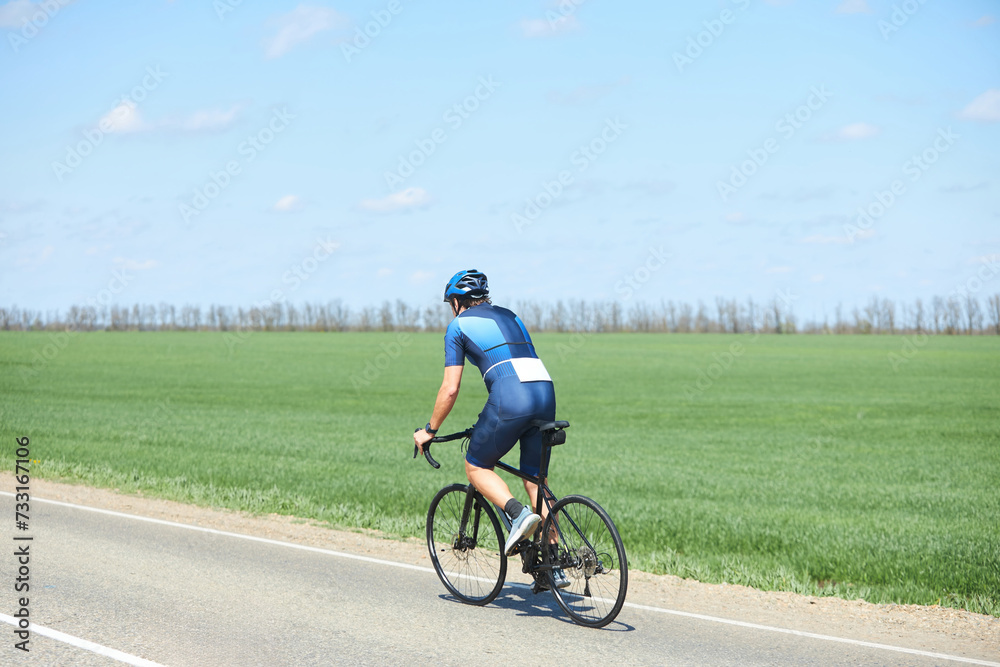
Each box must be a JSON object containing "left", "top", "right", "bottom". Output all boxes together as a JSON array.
[
  {"left": 621, "top": 603, "right": 1000, "bottom": 666},
  {"left": 0, "top": 613, "right": 165, "bottom": 667},
  {"left": 10, "top": 493, "right": 1000, "bottom": 667}
]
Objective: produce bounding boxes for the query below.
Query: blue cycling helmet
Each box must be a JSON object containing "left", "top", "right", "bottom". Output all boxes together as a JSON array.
[{"left": 443, "top": 269, "right": 489, "bottom": 302}]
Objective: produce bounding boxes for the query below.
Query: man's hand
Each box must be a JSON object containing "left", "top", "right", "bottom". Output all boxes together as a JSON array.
[{"left": 414, "top": 428, "right": 434, "bottom": 453}]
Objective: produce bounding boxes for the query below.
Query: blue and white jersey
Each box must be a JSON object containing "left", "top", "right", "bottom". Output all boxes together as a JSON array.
[{"left": 444, "top": 304, "right": 551, "bottom": 392}]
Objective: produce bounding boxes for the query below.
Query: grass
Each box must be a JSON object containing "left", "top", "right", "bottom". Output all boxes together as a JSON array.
[{"left": 1, "top": 330, "right": 997, "bottom": 615}]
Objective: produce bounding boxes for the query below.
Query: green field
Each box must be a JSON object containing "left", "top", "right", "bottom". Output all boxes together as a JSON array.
[{"left": 2, "top": 331, "right": 998, "bottom": 615}]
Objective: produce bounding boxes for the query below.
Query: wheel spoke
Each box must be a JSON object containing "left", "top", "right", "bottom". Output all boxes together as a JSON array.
[
  {"left": 543, "top": 495, "right": 628, "bottom": 627},
  {"left": 427, "top": 485, "right": 506, "bottom": 605}
]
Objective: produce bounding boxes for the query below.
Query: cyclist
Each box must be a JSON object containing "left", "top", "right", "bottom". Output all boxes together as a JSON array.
[{"left": 414, "top": 270, "right": 568, "bottom": 586}]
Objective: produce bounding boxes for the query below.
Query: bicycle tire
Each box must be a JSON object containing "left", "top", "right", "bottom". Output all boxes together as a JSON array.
[
  {"left": 542, "top": 494, "right": 628, "bottom": 627},
  {"left": 426, "top": 483, "right": 507, "bottom": 605}
]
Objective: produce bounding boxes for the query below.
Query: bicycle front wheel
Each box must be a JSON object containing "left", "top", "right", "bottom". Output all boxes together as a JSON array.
[
  {"left": 542, "top": 494, "right": 628, "bottom": 627},
  {"left": 426, "top": 483, "right": 507, "bottom": 605}
]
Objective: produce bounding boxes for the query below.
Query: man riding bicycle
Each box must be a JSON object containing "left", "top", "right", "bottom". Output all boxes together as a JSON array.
[{"left": 413, "top": 270, "right": 568, "bottom": 586}]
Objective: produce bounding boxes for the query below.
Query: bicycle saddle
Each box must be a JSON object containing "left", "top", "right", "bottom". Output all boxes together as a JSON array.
[{"left": 529, "top": 419, "right": 570, "bottom": 432}]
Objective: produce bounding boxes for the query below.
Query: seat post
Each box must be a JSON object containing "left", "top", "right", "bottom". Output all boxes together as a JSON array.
[{"left": 539, "top": 440, "right": 552, "bottom": 480}]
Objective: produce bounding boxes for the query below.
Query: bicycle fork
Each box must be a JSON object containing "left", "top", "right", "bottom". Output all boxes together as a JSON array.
[{"left": 456, "top": 485, "right": 483, "bottom": 551}]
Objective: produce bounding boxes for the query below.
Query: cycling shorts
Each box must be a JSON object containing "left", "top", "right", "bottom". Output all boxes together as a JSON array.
[{"left": 465, "top": 375, "right": 556, "bottom": 477}]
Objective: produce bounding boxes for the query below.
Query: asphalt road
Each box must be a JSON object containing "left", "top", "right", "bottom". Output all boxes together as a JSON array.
[{"left": 2, "top": 497, "right": 996, "bottom": 666}]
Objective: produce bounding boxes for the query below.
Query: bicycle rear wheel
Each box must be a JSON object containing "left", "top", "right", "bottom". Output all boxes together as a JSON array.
[
  {"left": 426, "top": 483, "right": 507, "bottom": 605},
  {"left": 542, "top": 494, "right": 628, "bottom": 627}
]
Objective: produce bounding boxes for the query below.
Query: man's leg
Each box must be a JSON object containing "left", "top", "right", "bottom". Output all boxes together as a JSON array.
[
  {"left": 466, "top": 460, "right": 540, "bottom": 555},
  {"left": 525, "top": 478, "right": 561, "bottom": 545},
  {"left": 522, "top": 479, "right": 548, "bottom": 520},
  {"left": 464, "top": 460, "right": 515, "bottom": 508}
]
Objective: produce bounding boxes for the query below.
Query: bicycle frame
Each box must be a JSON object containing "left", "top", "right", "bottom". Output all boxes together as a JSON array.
[
  {"left": 420, "top": 423, "right": 573, "bottom": 571},
  {"left": 490, "top": 445, "right": 557, "bottom": 533}
]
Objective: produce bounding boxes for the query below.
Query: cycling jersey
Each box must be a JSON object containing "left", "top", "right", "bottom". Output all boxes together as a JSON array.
[
  {"left": 444, "top": 304, "right": 551, "bottom": 391},
  {"left": 444, "top": 303, "right": 556, "bottom": 476}
]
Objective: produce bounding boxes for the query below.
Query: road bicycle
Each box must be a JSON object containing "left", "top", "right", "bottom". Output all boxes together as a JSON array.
[{"left": 414, "top": 420, "right": 628, "bottom": 628}]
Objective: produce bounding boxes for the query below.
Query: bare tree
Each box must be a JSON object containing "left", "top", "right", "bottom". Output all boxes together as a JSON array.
[
  {"left": 378, "top": 301, "right": 393, "bottom": 331},
  {"left": 945, "top": 297, "right": 961, "bottom": 335},
  {"left": 931, "top": 296, "right": 944, "bottom": 334},
  {"left": 882, "top": 298, "right": 896, "bottom": 334},
  {"left": 964, "top": 295, "right": 980, "bottom": 335},
  {"left": 395, "top": 300, "right": 419, "bottom": 331},
  {"left": 695, "top": 301, "right": 710, "bottom": 333},
  {"left": 864, "top": 297, "right": 880, "bottom": 334},
  {"left": 988, "top": 295, "right": 1000, "bottom": 335}
]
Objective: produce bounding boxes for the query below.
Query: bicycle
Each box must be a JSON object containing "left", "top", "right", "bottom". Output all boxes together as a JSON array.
[{"left": 413, "top": 420, "right": 628, "bottom": 628}]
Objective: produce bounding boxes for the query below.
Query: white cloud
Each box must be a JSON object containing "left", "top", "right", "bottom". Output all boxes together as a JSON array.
[
  {"left": 548, "top": 77, "right": 630, "bottom": 105},
  {"left": 176, "top": 105, "right": 243, "bottom": 132},
  {"left": 623, "top": 178, "right": 675, "bottom": 196},
  {"left": 940, "top": 181, "right": 988, "bottom": 194},
  {"left": 97, "top": 103, "right": 243, "bottom": 134},
  {"left": 835, "top": 122, "right": 881, "bottom": 140},
  {"left": 959, "top": 89, "right": 1000, "bottom": 123},
  {"left": 973, "top": 15, "right": 995, "bottom": 27},
  {"left": 410, "top": 270, "right": 434, "bottom": 284},
  {"left": 801, "top": 229, "right": 875, "bottom": 244},
  {"left": 264, "top": 5, "right": 346, "bottom": 59},
  {"left": 810, "top": 274, "right": 825, "bottom": 283},
  {"left": 835, "top": 0, "right": 872, "bottom": 14},
  {"left": 272, "top": 195, "right": 302, "bottom": 212},
  {"left": 0, "top": 0, "right": 37, "bottom": 27},
  {"left": 100, "top": 103, "right": 146, "bottom": 133},
  {"left": 114, "top": 258, "right": 158, "bottom": 271},
  {"left": 801, "top": 234, "right": 847, "bottom": 244},
  {"left": 376, "top": 268, "right": 393, "bottom": 278},
  {"left": 358, "top": 187, "right": 431, "bottom": 213},
  {"left": 725, "top": 212, "right": 745, "bottom": 223},
  {"left": 520, "top": 15, "right": 579, "bottom": 38}
]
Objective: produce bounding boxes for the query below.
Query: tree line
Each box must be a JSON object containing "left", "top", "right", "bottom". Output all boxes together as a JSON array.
[{"left": 3, "top": 294, "right": 999, "bottom": 335}]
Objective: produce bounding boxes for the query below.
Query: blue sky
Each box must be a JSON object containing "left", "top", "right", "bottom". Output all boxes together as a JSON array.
[{"left": 1, "top": 0, "right": 997, "bottom": 322}]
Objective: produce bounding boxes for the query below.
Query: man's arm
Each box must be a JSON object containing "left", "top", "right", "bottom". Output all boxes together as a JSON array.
[
  {"left": 430, "top": 365, "right": 463, "bottom": 431},
  {"left": 414, "top": 365, "right": 464, "bottom": 450}
]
